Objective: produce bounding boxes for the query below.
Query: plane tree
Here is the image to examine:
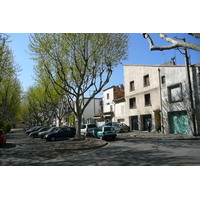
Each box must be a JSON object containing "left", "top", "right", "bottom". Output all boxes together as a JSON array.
[
  {"left": 29, "top": 33, "right": 129, "bottom": 138},
  {"left": 0, "top": 33, "right": 22, "bottom": 128}
]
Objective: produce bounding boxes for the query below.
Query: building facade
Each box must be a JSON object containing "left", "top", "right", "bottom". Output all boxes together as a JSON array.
[
  {"left": 102, "top": 85, "right": 125, "bottom": 123},
  {"left": 124, "top": 64, "right": 161, "bottom": 132},
  {"left": 124, "top": 62, "right": 200, "bottom": 135},
  {"left": 81, "top": 97, "right": 102, "bottom": 125}
]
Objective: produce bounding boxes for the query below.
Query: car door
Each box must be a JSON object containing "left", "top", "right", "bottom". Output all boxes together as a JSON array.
[
  {"left": 97, "top": 127, "right": 103, "bottom": 138},
  {"left": 56, "top": 128, "right": 66, "bottom": 139},
  {"left": 121, "top": 123, "right": 128, "bottom": 131},
  {"left": 65, "top": 127, "right": 74, "bottom": 138}
]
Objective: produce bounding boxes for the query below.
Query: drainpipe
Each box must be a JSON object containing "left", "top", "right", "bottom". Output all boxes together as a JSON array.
[{"left": 158, "top": 68, "right": 164, "bottom": 133}]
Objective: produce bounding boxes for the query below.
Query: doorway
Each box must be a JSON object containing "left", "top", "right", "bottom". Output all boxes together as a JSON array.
[
  {"left": 168, "top": 111, "right": 189, "bottom": 134},
  {"left": 130, "top": 116, "right": 138, "bottom": 130},
  {"left": 143, "top": 114, "right": 152, "bottom": 131}
]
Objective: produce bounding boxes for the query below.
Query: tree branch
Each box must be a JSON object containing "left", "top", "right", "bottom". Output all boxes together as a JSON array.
[
  {"left": 188, "top": 33, "right": 200, "bottom": 39},
  {"left": 142, "top": 33, "right": 200, "bottom": 52}
]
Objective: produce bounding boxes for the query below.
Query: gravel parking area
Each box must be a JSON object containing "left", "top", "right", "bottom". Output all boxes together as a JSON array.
[{"left": 0, "top": 129, "right": 106, "bottom": 166}]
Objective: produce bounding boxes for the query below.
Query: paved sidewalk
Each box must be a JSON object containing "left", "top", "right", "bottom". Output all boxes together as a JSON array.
[{"left": 118, "top": 130, "right": 200, "bottom": 140}]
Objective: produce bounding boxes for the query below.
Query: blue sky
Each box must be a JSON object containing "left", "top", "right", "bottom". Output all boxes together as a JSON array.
[{"left": 7, "top": 33, "right": 200, "bottom": 96}]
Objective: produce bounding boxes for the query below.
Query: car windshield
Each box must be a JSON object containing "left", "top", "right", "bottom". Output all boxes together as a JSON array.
[
  {"left": 104, "top": 127, "right": 114, "bottom": 131},
  {"left": 95, "top": 127, "right": 102, "bottom": 131},
  {"left": 88, "top": 124, "right": 96, "bottom": 128},
  {"left": 120, "top": 123, "right": 126, "bottom": 126}
]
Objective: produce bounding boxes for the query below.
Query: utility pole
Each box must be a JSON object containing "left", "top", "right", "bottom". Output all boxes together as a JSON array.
[
  {"left": 158, "top": 68, "right": 164, "bottom": 133},
  {"left": 183, "top": 38, "right": 197, "bottom": 136}
]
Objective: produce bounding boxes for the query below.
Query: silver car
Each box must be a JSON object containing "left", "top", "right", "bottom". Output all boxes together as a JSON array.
[
  {"left": 102, "top": 122, "right": 130, "bottom": 133},
  {"left": 38, "top": 127, "right": 59, "bottom": 138},
  {"left": 119, "top": 123, "right": 130, "bottom": 132}
]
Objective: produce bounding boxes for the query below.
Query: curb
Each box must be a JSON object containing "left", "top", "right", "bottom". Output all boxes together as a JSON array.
[
  {"left": 54, "top": 142, "right": 108, "bottom": 151},
  {"left": 49, "top": 138, "right": 108, "bottom": 151}
]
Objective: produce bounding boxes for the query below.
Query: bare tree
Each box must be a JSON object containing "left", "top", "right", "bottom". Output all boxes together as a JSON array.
[{"left": 142, "top": 33, "right": 200, "bottom": 51}]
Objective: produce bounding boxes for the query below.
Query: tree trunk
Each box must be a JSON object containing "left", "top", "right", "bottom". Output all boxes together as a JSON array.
[
  {"left": 75, "top": 114, "right": 82, "bottom": 139},
  {"left": 58, "top": 118, "right": 62, "bottom": 127}
]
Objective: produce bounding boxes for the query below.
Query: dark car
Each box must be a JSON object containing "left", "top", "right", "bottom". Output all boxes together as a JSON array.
[
  {"left": 44, "top": 127, "right": 76, "bottom": 141},
  {"left": 23, "top": 126, "right": 34, "bottom": 131},
  {"left": 29, "top": 127, "right": 49, "bottom": 138},
  {"left": 26, "top": 126, "right": 41, "bottom": 134},
  {"left": 0, "top": 129, "right": 6, "bottom": 146}
]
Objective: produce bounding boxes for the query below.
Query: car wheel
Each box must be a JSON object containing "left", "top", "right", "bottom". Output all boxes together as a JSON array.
[
  {"left": 119, "top": 129, "right": 123, "bottom": 133},
  {"left": 51, "top": 137, "right": 56, "bottom": 141}
]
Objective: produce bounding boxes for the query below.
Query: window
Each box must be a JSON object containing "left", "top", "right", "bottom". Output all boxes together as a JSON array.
[
  {"left": 144, "top": 94, "right": 151, "bottom": 106},
  {"left": 107, "top": 93, "right": 109, "bottom": 99},
  {"left": 99, "top": 100, "right": 103, "bottom": 106},
  {"left": 104, "top": 127, "right": 115, "bottom": 131},
  {"left": 88, "top": 124, "right": 96, "bottom": 128},
  {"left": 161, "top": 76, "right": 166, "bottom": 84},
  {"left": 129, "top": 97, "right": 136, "bottom": 109},
  {"left": 130, "top": 81, "right": 135, "bottom": 91},
  {"left": 144, "top": 74, "right": 150, "bottom": 86},
  {"left": 81, "top": 125, "right": 86, "bottom": 129},
  {"left": 121, "top": 105, "right": 125, "bottom": 115},
  {"left": 168, "top": 84, "right": 183, "bottom": 102}
]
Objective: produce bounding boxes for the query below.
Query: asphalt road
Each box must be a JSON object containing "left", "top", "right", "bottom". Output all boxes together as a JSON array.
[{"left": 1, "top": 129, "right": 200, "bottom": 166}]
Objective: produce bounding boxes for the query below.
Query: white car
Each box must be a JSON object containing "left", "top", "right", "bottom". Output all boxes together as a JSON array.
[{"left": 81, "top": 124, "right": 97, "bottom": 136}]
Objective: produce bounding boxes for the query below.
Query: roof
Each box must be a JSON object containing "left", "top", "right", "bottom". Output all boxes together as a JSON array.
[
  {"left": 124, "top": 64, "right": 185, "bottom": 67},
  {"left": 103, "top": 85, "right": 116, "bottom": 92},
  {"left": 124, "top": 60, "right": 200, "bottom": 67},
  {"left": 193, "top": 62, "right": 200, "bottom": 66}
]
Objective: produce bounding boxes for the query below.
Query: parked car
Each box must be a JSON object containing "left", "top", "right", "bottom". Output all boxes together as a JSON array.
[
  {"left": 119, "top": 123, "right": 130, "bottom": 132},
  {"left": 81, "top": 124, "right": 97, "bottom": 136},
  {"left": 0, "top": 129, "right": 6, "bottom": 146},
  {"left": 26, "top": 126, "right": 41, "bottom": 134},
  {"left": 29, "top": 127, "right": 49, "bottom": 138},
  {"left": 91, "top": 126, "right": 116, "bottom": 140},
  {"left": 38, "top": 127, "right": 59, "bottom": 138},
  {"left": 44, "top": 127, "right": 76, "bottom": 141},
  {"left": 23, "top": 126, "right": 34, "bottom": 131},
  {"left": 102, "top": 122, "right": 130, "bottom": 133},
  {"left": 102, "top": 122, "right": 121, "bottom": 132}
]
